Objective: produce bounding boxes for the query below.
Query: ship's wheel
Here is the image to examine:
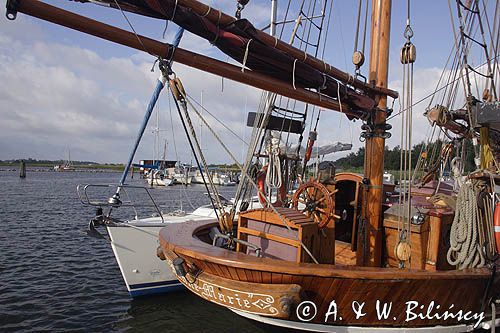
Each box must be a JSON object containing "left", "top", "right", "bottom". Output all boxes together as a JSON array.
[{"left": 291, "top": 180, "right": 337, "bottom": 228}]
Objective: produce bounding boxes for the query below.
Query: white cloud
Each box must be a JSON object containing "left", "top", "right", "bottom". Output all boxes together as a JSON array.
[
  {"left": 0, "top": 12, "right": 262, "bottom": 164},
  {"left": 1, "top": 2, "right": 469, "bottom": 168},
  {"left": 386, "top": 67, "right": 446, "bottom": 149}
]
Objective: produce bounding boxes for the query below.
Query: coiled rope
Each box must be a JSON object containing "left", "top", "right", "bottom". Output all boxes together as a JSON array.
[
  {"left": 266, "top": 133, "right": 282, "bottom": 190},
  {"left": 447, "top": 180, "right": 486, "bottom": 269}
]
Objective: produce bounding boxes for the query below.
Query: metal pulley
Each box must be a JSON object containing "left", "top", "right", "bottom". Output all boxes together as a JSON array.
[
  {"left": 352, "top": 50, "right": 365, "bottom": 68},
  {"left": 400, "top": 42, "right": 416, "bottom": 64}
]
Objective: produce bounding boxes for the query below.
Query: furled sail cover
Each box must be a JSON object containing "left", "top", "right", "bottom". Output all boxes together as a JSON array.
[{"left": 81, "top": 0, "right": 375, "bottom": 116}]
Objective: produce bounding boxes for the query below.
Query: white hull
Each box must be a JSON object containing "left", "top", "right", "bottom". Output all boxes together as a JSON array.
[
  {"left": 231, "top": 310, "right": 495, "bottom": 333},
  {"left": 191, "top": 175, "right": 235, "bottom": 186},
  {"left": 173, "top": 174, "right": 192, "bottom": 185},
  {"left": 146, "top": 176, "right": 173, "bottom": 186},
  {"left": 107, "top": 223, "right": 181, "bottom": 296},
  {"left": 107, "top": 209, "right": 218, "bottom": 297}
]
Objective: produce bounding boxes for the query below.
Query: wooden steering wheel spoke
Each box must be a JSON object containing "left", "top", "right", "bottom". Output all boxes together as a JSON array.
[{"left": 291, "top": 180, "right": 336, "bottom": 228}]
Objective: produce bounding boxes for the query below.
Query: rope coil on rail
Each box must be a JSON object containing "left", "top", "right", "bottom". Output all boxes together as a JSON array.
[{"left": 447, "top": 180, "right": 486, "bottom": 269}]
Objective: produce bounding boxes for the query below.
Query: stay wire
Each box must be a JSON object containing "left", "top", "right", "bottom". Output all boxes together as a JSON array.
[
  {"left": 387, "top": 54, "right": 500, "bottom": 121},
  {"left": 169, "top": 87, "right": 220, "bottom": 223},
  {"left": 179, "top": 88, "right": 320, "bottom": 264},
  {"left": 354, "top": 0, "right": 363, "bottom": 53},
  {"left": 185, "top": 92, "right": 248, "bottom": 146},
  {"left": 112, "top": 0, "right": 152, "bottom": 56}
]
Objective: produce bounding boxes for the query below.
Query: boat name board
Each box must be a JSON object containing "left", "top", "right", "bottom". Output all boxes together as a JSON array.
[
  {"left": 180, "top": 274, "right": 287, "bottom": 316},
  {"left": 166, "top": 257, "right": 300, "bottom": 318}
]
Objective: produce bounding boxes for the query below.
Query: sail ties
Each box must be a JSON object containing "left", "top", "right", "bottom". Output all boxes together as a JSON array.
[
  {"left": 241, "top": 39, "right": 253, "bottom": 72},
  {"left": 292, "top": 59, "right": 298, "bottom": 89},
  {"left": 211, "top": 10, "right": 223, "bottom": 45}
]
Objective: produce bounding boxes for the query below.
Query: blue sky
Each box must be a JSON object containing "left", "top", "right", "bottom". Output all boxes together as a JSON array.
[{"left": 0, "top": 1, "right": 482, "bottom": 163}]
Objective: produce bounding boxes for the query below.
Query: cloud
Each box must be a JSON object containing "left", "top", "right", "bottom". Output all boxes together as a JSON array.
[
  {"left": 1, "top": 2, "right": 467, "bottom": 168},
  {"left": 0, "top": 11, "right": 262, "bottom": 164},
  {"left": 386, "top": 67, "right": 446, "bottom": 148}
]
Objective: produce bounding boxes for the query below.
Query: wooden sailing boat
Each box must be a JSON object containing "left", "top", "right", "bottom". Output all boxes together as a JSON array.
[{"left": 6, "top": 0, "right": 500, "bottom": 330}]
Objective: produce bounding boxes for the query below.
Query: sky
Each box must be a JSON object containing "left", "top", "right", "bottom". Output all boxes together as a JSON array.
[{"left": 0, "top": 0, "right": 475, "bottom": 164}]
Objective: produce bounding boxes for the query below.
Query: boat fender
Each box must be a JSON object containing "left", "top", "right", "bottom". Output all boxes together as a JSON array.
[
  {"left": 495, "top": 202, "right": 500, "bottom": 254},
  {"left": 156, "top": 246, "right": 166, "bottom": 261},
  {"left": 257, "top": 165, "right": 286, "bottom": 207}
]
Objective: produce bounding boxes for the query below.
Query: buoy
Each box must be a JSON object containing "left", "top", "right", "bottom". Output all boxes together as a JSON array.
[{"left": 495, "top": 202, "right": 500, "bottom": 254}]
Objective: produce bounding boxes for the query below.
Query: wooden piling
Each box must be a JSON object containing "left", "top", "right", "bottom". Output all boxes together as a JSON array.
[{"left": 19, "top": 160, "right": 26, "bottom": 178}]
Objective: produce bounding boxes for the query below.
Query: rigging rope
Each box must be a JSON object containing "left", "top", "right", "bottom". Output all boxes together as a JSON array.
[
  {"left": 176, "top": 84, "right": 320, "bottom": 263},
  {"left": 447, "top": 180, "right": 486, "bottom": 269},
  {"left": 352, "top": 0, "right": 369, "bottom": 76},
  {"left": 266, "top": 132, "right": 283, "bottom": 189},
  {"left": 168, "top": 77, "right": 222, "bottom": 227},
  {"left": 395, "top": 0, "right": 416, "bottom": 268},
  {"left": 387, "top": 54, "right": 500, "bottom": 121},
  {"left": 112, "top": 0, "right": 152, "bottom": 56}
]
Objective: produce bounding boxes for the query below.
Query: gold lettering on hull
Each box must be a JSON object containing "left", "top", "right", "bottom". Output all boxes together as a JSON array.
[
  {"left": 167, "top": 260, "right": 301, "bottom": 318},
  {"left": 180, "top": 274, "right": 280, "bottom": 316}
]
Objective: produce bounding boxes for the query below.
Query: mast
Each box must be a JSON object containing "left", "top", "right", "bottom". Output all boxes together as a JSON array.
[
  {"left": 358, "top": 0, "right": 392, "bottom": 267},
  {"left": 270, "top": 0, "right": 278, "bottom": 37}
]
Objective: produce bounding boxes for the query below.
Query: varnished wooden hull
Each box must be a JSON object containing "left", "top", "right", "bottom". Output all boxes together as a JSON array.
[{"left": 159, "top": 221, "right": 499, "bottom": 329}]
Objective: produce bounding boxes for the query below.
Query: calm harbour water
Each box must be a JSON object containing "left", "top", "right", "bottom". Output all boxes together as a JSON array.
[{"left": 0, "top": 168, "right": 293, "bottom": 332}]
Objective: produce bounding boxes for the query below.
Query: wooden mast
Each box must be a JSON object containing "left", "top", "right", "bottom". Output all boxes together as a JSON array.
[{"left": 357, "top": 0, "right": 392, "bottom": 267}]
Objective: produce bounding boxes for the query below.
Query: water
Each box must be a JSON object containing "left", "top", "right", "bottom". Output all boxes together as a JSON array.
[{"left": 0, "top": 168, "right": 292, "bottom": 332}]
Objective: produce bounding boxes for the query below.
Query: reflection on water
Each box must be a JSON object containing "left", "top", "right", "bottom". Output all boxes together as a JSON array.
[{"left": 115, "top": 292, "right": 291, "bottom": 332}]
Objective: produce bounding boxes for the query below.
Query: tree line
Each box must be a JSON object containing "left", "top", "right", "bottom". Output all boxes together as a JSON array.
[{"left": 334, "top": 140, "right": 476, "bottom": 171}]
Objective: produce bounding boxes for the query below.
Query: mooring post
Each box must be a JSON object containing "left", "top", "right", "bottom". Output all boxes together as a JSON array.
[{"left": 19, "top": 160, "right": 26, "bottom": 178}]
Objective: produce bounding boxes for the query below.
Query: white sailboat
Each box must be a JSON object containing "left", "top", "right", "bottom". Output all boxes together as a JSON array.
[
  {"left": 54, "top": 149, "right": 75, "bottom": 171},
  {"left": 145, "top": 169, "right": 173, "bottom": 187}
]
